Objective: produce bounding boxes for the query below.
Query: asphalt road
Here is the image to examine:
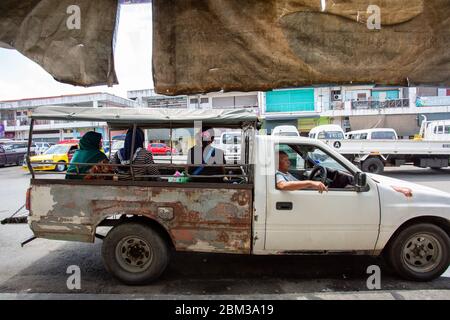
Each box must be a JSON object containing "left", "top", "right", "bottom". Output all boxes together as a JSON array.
[{"left": 0, "top": 165, "right": 449, "bottom": 298}]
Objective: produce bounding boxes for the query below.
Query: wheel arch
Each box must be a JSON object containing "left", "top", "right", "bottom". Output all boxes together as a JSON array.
[
  {"left": 96, "top": 214, "right": 175, "bottom": 249},
  {"left": 382, "top": 215, "right": 450, "bottom": 255}
]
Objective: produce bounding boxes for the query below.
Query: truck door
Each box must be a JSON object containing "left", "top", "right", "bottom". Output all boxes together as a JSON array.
[{"left": 265, "top": 143, "right": 380, "bottom": 252}]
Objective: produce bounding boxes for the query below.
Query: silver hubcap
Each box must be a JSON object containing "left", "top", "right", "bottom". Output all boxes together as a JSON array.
[
  {"left": 402, "top": 233, "right": 442, "bottom": 273},
  {"left": 57, "top": 164, "right": 65, "bottom": 171},
  {"left": 115, "top": 236, "right": 153, "bottom": 273}
]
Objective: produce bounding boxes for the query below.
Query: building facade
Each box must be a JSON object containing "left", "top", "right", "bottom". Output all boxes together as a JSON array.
[
  {"left": 261, "top": 86, "right": 450, "bottom": 137},
  {"left": 0, "top": 93, "right": 137, "bottom": 142}
]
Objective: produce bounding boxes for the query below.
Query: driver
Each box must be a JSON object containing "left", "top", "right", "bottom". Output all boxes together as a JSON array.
[{"left": 276, "top": 151, "right": 328, "bottom": 193}]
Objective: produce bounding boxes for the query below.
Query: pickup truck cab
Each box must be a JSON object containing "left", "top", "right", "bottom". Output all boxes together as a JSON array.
[{"left": 25, "top": 106, "right": 450, "bottom": 284}]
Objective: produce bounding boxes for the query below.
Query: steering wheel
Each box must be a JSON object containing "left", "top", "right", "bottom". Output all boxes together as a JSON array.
[{"left": 309, "top": 165, "right": 328, "bottom": 185}]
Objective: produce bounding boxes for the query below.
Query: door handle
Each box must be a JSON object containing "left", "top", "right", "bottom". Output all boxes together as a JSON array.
[{"left": 276, "top": 202, "right": 293, "bottom": 210}]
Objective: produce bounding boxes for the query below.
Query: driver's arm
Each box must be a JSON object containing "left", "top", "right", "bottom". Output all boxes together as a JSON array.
[{"left": 277, "top": 180, "right": 328, "bottom": 193}]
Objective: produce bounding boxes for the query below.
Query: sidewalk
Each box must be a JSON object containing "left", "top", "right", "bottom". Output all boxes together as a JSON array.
[{"left": 1, "top": 290, "right": 449, "bottom": 300}]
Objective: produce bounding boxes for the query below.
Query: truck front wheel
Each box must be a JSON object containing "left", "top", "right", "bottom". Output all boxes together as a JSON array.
[
  {"left": 102, "top": 222, "right": 170, "bottom": 285},
  {"left": 361, "top": 157, "right": 384, "bottom": 174},
  {"left": 386, "top": 223, "right": 450, "bottom": 281}
]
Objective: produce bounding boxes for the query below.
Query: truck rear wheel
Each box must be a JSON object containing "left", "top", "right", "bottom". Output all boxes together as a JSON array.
[
  {"left": 102, "top": 222, "right": 170, "bottom": 285},
  {"left": 362, "top": 157, "right": 384, "bottom": 174},
  {"left": 386, "top": 223, "right": 450, "bottom": 281}
]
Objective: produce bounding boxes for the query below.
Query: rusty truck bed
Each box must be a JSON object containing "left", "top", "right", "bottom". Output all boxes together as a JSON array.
[{"left": 28, "top": 179, "right": 253, "bottom": 254}]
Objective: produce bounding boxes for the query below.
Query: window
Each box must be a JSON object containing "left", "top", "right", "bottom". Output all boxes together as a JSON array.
[
  {"left": 318, "top": 131, "right": 344, "bottom": 139},
  {"left": 435, "top": 126, "right": 444, "bottom": 134},
  {"left": 276, "top": 144, "right": 354, "bottom": 189},
  {"left": 200, "top": 98, "right": 209, "bottom": 104},
  {"left": 357, "top": 93, "right": 367, "bottom": 101},
  {"left": 445, "top": 126, "right": 450, "bottom": 134},
  {"left": 222, "top": 134, "right": 241, "bottom": 144},
  {"left": 189, "top": 98, "right": 198, "bottom": 105},
  {"left": 371, "top": 131, "right": 396, "bottom": 140},
  {"left": 360, "top": 133, "right": 368, "bottom": 140}
]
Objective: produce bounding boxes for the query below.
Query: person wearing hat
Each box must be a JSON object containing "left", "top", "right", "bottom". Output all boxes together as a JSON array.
[{"left": 66, "top": 131, "right": 108, "bottom": 179}]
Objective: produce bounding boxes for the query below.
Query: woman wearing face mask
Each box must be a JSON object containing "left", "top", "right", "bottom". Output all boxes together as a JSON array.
[{"left": 111, "top": 127, "right": 160, "bottom": 180}]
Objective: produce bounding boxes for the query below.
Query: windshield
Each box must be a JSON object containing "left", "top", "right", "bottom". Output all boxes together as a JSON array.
[
  {"left": 44, "top": 144, "right": 71, "bottom": 155},
  {"left": 279, "top": 132, "right": 299, "bottom": 136},
  {"left": 307, "top": 148, "right": 348, "bottom": 172},
  {"left": 318, "top": 131, "right": 344, "bottom": 139}
]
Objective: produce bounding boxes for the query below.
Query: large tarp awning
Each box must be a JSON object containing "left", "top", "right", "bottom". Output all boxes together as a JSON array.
[
  {"left": 1, "top": 0, "right": 449, "bottom": 94},
  {"left": 153, "top": 0, "right": 450, "bottom": 95},
  {"left": 31, "top": 106, "right": 258, "bottom": 126},
  {"left": 0, "top": 0, "right": 118, "bottom": 87}
]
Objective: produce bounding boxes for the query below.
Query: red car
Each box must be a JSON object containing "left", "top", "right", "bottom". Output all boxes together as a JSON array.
[{"left": 147, "top": 143, "right": 177, "bottom": 155}]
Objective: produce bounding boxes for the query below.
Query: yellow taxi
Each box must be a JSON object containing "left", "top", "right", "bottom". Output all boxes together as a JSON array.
[{"left": 24, "top": 142, "right": 78, "bottom": 172}]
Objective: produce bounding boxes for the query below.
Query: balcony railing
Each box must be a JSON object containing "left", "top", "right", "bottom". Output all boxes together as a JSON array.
[{"left": 351, "top": 98, "right": 409, "bottom": 110}]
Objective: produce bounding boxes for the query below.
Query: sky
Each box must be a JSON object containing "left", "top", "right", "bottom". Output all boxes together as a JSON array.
[{"left": 0, "top": 3, "right": 153, "bottom": 101}]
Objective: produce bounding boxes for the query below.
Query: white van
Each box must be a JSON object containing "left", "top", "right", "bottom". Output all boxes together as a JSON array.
[
  {"left": 220, "top": 131, "right": 242, "bottom": 163},
  {"left": 272, "top": 125, "right": 300, "bottom": 137},
  {"left": 346, "top": 128, "right": 398, "bottom": 140},
  {"left": 309, "top": 125, "right": 345, "bottom": 140}
]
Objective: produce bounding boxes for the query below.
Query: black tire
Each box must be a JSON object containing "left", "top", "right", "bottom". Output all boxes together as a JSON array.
[
  {"left": 102, "top": 222, "right": 169, "bottom": 285},
  {"left": 387, "top": 223, "right": 450, "bottom": 281},
  {"left": 362, "top": 157, "right": 384, "bottom": 174},
  {"left": 54, "top": 161, "right": 66, "bottom": 172},
  {"left": 165, "top": 150, "right": 171, "bottom": 155}
]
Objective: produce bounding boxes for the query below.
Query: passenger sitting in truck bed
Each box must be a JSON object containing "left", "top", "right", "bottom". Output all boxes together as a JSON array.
[
  {"left": 276, "top": 151, "right": 328, "bottom": 193},
  {"left": 66, "top": 131, "right": 108, "bottom": 180},
  {"left": 187, "top": 127, "right": 226, "bottom": 183},
  {"left": 111, "top": 127, "right": 160, "bottom": 180}
]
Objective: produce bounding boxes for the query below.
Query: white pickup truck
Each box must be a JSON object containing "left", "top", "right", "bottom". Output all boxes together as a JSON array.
[
  {"left": 25, "top": 107, "right": 450, "bottom": 284},
  {"left": 323, "top": 138, "right": 450, "bottom": 174}
]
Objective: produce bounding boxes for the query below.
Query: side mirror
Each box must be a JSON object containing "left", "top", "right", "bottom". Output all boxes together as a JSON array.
[{"left": 355, "top": 172, "right": 368, "bottom": 191}]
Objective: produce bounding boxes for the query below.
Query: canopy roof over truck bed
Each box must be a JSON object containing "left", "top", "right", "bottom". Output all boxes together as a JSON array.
[
  {"left": 1, "top": 0, "right": 449, "bottom": 93},
  {"left": 30, "top": 106, "right": 258, "bottom": 128}
]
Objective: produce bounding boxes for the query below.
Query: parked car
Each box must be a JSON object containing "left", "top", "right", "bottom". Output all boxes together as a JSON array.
[
  {"left": 0, "top": 142, "right": 29, "bottom": 167},
  {"left": 272, "top": 125, "right": 300, "bottom": 137},
  {"left": 147, "top": 143, "right": 177, "bottom": 155},
  {"left": 31, "top": 142, "right": 54, "bottom": 155},
  {"left": 345, "top": 128, "right": 398, "bottom": 140},
  {"left": 24, "top": 143, "right": 78, "bottom": 172},
  {"left": 309, "top": 125, "right": 345, "bottom": 140}
]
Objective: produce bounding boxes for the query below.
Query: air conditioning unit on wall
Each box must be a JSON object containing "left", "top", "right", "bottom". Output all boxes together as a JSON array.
[{"left": 333, "top": 94, "right": 342, "bottom": 101}]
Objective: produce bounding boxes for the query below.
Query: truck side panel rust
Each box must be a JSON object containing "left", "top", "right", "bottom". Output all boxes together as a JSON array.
[{"left": 29, "top": 183, "right": 253, "bottom": 254}]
